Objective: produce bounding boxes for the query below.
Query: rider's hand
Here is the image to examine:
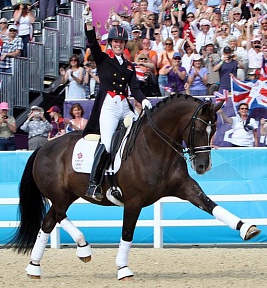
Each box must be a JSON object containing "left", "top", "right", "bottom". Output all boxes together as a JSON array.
[{"left": 142, "top": 99, "right": 152, "bottom": 109}]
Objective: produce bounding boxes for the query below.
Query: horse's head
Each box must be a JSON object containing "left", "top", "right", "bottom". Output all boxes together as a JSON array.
[{"left": 183, "top": 98, "right": 224, "bottom": 175}]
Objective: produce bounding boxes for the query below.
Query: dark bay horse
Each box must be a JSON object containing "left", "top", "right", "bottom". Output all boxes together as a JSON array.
[{"left": 8, "top": 94, "right": 260, "bottom": 280}]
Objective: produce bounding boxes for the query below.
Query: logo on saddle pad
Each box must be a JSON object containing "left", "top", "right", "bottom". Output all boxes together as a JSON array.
[{"left": 72, "top": 116, "right": 134, "bottom": 174}]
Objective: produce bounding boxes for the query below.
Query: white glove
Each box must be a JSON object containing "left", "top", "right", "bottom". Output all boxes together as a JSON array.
[
  {"left": 83, "top": 4, "right": 93, "bottom": 24},
  {"left": 142, "top": 99, "right": 152, "bottom": 109}
]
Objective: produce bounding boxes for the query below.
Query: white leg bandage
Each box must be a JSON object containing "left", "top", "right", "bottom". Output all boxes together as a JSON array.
[
  {"left": 30, "top": 230, "right": 50, "bottom": 265},
  {"left": 212, "top": 205, "right": 240, "bottom": 230},
  {"left": 116, "top": 238, "right": 132, "bottom": 268},
  {"left": 60, "top": 218, "right": 86, "bottom": 246}
]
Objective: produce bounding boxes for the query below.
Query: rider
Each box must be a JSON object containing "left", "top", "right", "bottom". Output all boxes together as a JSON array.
[{"left": 83, "top": 6, "right": 152, "bottom": 202}]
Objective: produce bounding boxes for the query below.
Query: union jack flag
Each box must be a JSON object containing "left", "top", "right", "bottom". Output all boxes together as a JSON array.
[
  {"left": 231, "top": 76, "right": 254, "bottom": 108},
  {"left": 214, "top": 89, "right": 228, "bottom": 102}
]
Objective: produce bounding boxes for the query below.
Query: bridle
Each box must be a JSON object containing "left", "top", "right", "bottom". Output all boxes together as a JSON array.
[{"left": 144, "top": 101, "right": 216, "bottom": 161}]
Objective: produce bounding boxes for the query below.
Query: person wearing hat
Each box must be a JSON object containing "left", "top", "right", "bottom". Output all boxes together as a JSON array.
[
  {"left": 83, "top": 4, "right": 151, "bottom": 201},
  {"left": 46, "top": 106, "right": 65, "bottom": 140},
  {"left": 0, "top": 102, "right": 17, "bottom": 151},
  {"left": 13, "top": 0, "right": 35, "bottom": 57},
  {"left": 0, "top": 25, "right": 23, "bottom": 73},
  {"left": 202, "top": 41, "right": 220, "bottom": 95},
  {"left": 20, "top": 106, "right": 52, "bottom": 150},
  {"left": 246, "top": 69, "right": 261, "bottom": 82},
  {"left": 213, "top": 46, "right": 244, "bottom": 93},
  {"left": 126, "top": 25, "right": 143, "bottom": 61},
  {"left": 214, "top": 22, "right": 231, "bottom": 55},
  {"left": 158, "top": 12, "right": 176, "bottom": 42},
  {"left": 185, "top": 54, "right": 209, "bottom": 96},
  {"left": 0, "top": 18, "right": 9, "bottom": 41},
  {"left": 190, "top": 18, "right": 215, "bottom": 53},
  {"left": 162, "top": 51, "right": 187, "bottom": 94}
]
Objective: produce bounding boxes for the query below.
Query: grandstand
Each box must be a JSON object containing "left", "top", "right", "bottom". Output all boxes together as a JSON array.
[{"left": 0, "top": 0, "right": 87, "bottom": 134}]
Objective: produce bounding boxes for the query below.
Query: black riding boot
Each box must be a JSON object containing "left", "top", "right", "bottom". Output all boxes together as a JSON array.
[{"left": 85, "top": 143, "right": 110, "bottom": 201}]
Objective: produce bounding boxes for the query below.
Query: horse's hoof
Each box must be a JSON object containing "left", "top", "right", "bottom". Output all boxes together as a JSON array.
[
  {"left": 245, "top": 225, "right": 261, "bottom": 240},
  {"left": 27, "top": 274, "right": 41, "bottom": 279},
  {"left": 79, "top": 255, "right": 92, "bottom": 263},
  {"left": 76, "top": 242, "right": 92, "bottom": 262},
  {"left": 117, "top": 266, "right": 134, "bottom": 280},
  {"left": 240, "top": 223, "right": 261, "bottom": 240}
]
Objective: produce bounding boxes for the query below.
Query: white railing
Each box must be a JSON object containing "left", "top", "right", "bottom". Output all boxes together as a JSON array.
[{"left": 2, "top": 195, "right": 267, "bottom": 248}]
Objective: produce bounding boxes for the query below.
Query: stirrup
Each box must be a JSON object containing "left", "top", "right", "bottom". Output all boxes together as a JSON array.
[{"left": 85, "top": 184, "right": 103, "bottom": 202}]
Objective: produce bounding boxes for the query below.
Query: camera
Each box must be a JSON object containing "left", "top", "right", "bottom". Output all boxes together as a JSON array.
[
  {"left": 2, "top": 115, "right": 8, "bottom": 119},
  {"left": 228, "top": 54, "right": 234, "bottom": 59}
]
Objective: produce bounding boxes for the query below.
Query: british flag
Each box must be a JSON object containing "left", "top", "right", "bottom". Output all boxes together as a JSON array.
[
  {"left": 214, "top": 89, "right": 228, "bottom": 102},
  {"left": 231, "top": 76, "right": 255, "bottom": 107}
]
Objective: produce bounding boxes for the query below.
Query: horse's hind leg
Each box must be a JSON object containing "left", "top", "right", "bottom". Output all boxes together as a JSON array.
[
  {"left": 178, "top": 177, "right": 261, "bottom": 241},
  {"left": 25, "top": 206, "right": 57, "bottom": 279}
]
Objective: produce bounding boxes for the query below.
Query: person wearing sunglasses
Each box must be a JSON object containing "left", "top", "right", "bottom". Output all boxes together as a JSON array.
[
  {"left": 60, "top": 54, "right": 86, "bottom": 100},
  {"left": 83, "top": 6, "right": 151, "bottom": 201},
  {"left": 179, "top": 13, "right": 195, "bottom": 44},
  {"left": 0, "top": 18, "right": 8, "bottom": 41},
  {"left": 150, "top": 28, "right": 165, "bottom": 53},
  {"left": 0, "top": 25, "right": 23, "bottom": 73},
  {"left": 218, "top": 103, "right": 258, "bottom": 147},
  {"left": 229, "top": 7, "right": 246, "bottom": 39},
  {"left": 161, "top": 51, "right": 187, "bottom": 94}
]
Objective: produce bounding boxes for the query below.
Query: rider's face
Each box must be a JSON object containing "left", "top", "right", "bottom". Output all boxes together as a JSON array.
[{"left": 111, "top": 39, "right": 125, "bottom": 55}]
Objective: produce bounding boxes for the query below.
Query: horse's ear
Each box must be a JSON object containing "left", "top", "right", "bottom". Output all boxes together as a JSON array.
[{"left": 212, "top": 100, "right": 225, "bottom": 113}]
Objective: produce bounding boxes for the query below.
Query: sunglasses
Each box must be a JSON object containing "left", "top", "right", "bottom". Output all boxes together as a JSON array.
[
  {"left": 154, "top": 32, "right": 160, "bottom": 35},
  {"left": 187, "top": 15, "right": 194, "bottom": 18},
  {"left": 0, "top": 22, "right": 7, "bottom": 24},
  {"left": 233, "top": 13, "right": 240, "bottom": 15},
  {"left": 262, "top": 22, "right": 267, "bottom": 25},
  {"left": 173, "top": 57, "right": 181, "bottom": 60},
  {"left": 139, "top": 58, "right": 148, "bottom": 60},
  {"left": 171, "top": 30, "right": 178, "bottom": 33},
  {"left": 254, "top": 8, "right": 261, "bottom": 11},
  {"left": 165, "top": 43, "right": 173, "bottom": 45},
  {"left": 240, "top": 108, "right": 248, "bottom": 110},
  {"left": 9, "top": 29, "right": 17, "bottom": 32}
]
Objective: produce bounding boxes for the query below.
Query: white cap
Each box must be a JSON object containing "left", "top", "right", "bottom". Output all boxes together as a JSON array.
[
  {"left": 200, "top": 19, "right": 211, "bottom": 26},
  {"left": 192, "top": 54, "right": 202, "bottom": 61}
]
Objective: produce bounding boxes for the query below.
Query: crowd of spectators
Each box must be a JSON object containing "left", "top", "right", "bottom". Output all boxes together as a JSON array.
[{"left": 2, "top": 0, "right": 267, "bottom": 149}]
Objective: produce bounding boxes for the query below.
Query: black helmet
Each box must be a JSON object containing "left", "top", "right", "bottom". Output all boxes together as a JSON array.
[{"left": 108, "top": 26, "right": 128, "bottom": 43}]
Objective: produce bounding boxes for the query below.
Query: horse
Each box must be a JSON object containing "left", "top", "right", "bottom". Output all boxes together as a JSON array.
[{"left": 8, "top": 94, "right": 260, "bottom": 280}]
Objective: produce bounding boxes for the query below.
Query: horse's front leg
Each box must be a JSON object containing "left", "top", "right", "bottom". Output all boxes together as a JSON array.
[
  {"left": 116, "top": 199, "right": 143, "bottom": 280},
  {"left": 177, "top": 176, "right": 261, "bottom": 241}
]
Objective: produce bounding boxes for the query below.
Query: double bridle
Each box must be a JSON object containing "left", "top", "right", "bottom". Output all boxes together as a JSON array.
[{"left": 145, "top": 101, "right": 216, "bottom": 161}]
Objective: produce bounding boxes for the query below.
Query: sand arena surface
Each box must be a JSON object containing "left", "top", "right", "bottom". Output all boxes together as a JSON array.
[{"left": 1, "top": 246, "right": 267, "bottom": 288}]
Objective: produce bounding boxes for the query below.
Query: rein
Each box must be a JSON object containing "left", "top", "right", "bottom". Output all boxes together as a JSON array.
[{"left": 144, "top": 100, "right": 215, "bottom": 161}]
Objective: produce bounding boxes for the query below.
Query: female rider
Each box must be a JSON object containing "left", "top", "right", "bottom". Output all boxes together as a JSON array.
[{"left": 83, "top": 6, "right": 152, "bottom": 201}]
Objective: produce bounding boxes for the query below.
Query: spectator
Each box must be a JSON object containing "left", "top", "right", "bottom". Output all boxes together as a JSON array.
[
  {"left": 60, "top": 54, "right": 85, "bottom": 99},
  {"left": 0, "top": 102, "right": 17, "bottom": 151},
  {"left": 194, "top": 0, "right": 213, "bottom": 20},
  {"left": 216, "top": 0, "right": 233, "bottom": 23},
  {"left": 115, "top": 10, "right": 132, "bottom": 40},
  {"left": 134, "top": 53, "right": 159, "bottom": 97},
  {"left": 147, "top": 0, "right": 162, "bottom": 22},
  {"left": 170, "top": 25, "right": 183, "bottom": 51},
  {"left": 46, "top": 106, "right": 65, "bottom": 140},
  {"left": 218, "top": 103, "right": 258, "bottom": 147},
  {"left": 162, "top": 51, "right": 187, "bottom": 94},
  {"left": 0, "top": 25, "right": 23, "bottom": 73},
  {"left": 214, "top": 46, "right": 244, "bottom": 93},
  {"left": 135, "top": 38, "right": 157, "bottom": 68},
  {"left": 157, "top": 37, "right": 175, "bottom": 96},
  {"left": 214, "top": 22, "right": 231, "bottom": 55},
  {"left": 251, "top": 3, "right": 263, "bottom": 36},
  {"left": 134, "top": 0, "right": 153, "bottom": 26},
  {"left": 229, "top": 7, "right": 246, "bottom": 39},
  {"left": 179, "top": 12, "right": 195, "bottom": 43},
  {"left": 210, "top": 7, "right": 222, "bottom": 30},
  {"left": 0, "top": 18, "right": 9, "bottom": 41},
  {"left": 185, "top": 54, "right": 209, "bottom": 96},
  {"left": 142, "top": 13, "right": 157, "bottom": 40},
  {"left": 179, "top": 37, "right": 197, "bottom": 74},
  {"left": 20, "top": 105, "right": 52, "bottom": 150},
  {"left": 202, "top": 41, "right": 220, "bottom": 95},
  {"left": 126, "top": 25, "right": 143, "bottom": 61},
  {"left": 39, "top": 0, "right": 57, "bottom": 20},
  {"left": 13, "top": 0, "right": 35, "bottom": 57},
  {"left": 237, "top": 21, "right": 253, "bottom": 49},
  {"left": 228, "top": 35, "right": 247, "bottom": 80},
  {"left": 158, "top": 13, "right": 176, "bottom": 41},
  {"left": 64, "top": 103, "right": 88, "bottom": 132},
  {"left": 259, "top": 118, "right": 267, "bottom": 145},
  {"left": 246, "top": 69, "right": 260, "bottom": 81},
  {"left": 191, "top": 18, "right": 215, "bottom": 53},
  {"left": 84, "top": 55, "right": 100, "bottom": 99},
  {"left": 150, "top": 28, "right": 165, "bottom": 53}
]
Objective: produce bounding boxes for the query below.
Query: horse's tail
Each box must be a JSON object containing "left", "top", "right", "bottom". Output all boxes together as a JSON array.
[{"left": 7, "top": 148, "right": 49, "bottom": 254}]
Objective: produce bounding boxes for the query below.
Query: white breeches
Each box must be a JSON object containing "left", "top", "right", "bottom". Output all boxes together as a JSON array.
[{"left": 100, "top": 94, "right": 136, "bottom": 153}]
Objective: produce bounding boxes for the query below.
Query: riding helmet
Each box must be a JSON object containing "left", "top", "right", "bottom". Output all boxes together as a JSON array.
[{"left": 108, "top": 26, "right": 128, "bottom": 43}]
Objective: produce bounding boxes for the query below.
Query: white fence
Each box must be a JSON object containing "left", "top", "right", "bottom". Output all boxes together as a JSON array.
[{"left": 2, "top": 195, "right": 267, "bottom": 249}]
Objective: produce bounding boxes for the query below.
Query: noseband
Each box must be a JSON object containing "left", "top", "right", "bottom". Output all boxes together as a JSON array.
[{"left": 144, "top": 101, "right": 216, "bottom": 161}]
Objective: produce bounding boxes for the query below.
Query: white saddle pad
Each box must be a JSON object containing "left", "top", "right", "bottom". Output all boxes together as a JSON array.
[{"left": 72, "top": 118, "right": 134, "bottom": 174}]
